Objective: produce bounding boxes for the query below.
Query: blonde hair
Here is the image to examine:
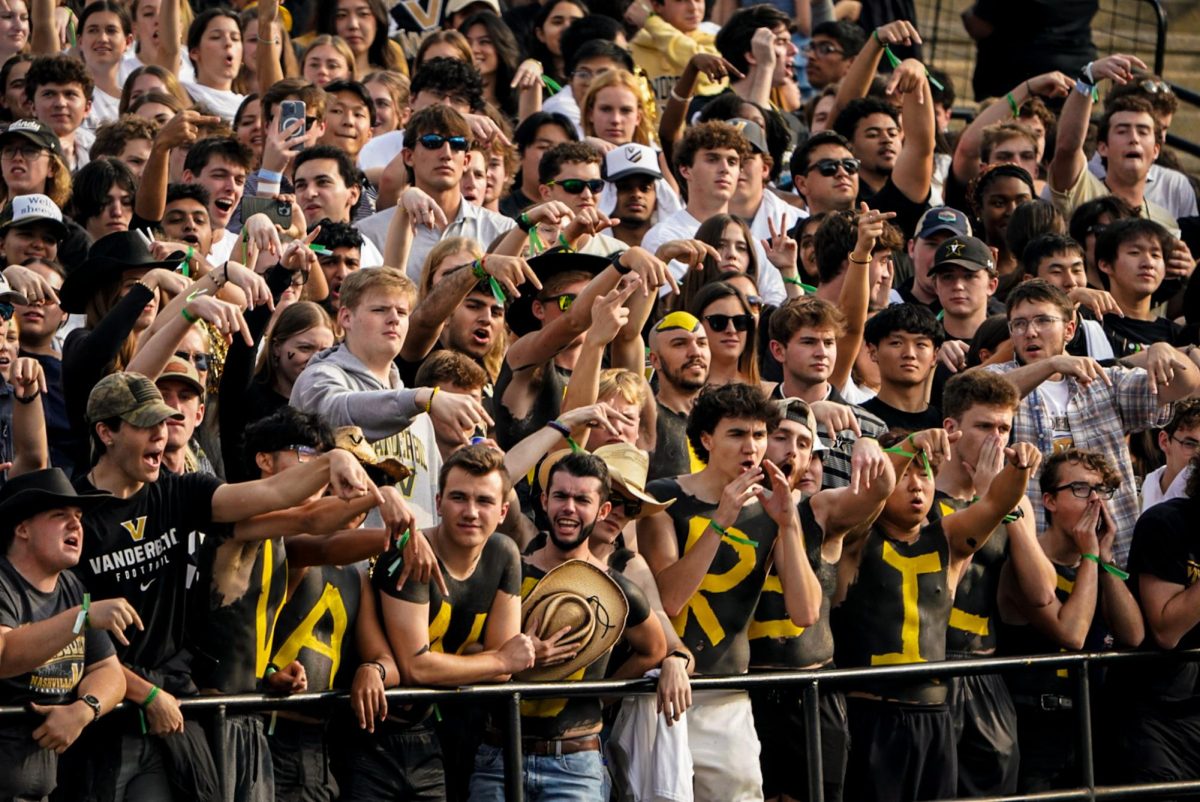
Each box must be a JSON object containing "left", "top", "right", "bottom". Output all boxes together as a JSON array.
[
  {"left": 339, "top": 266, "right": 416, "bottom": 310},
  {"left": 418, "top": 237, "right": 482, "bottom": 301},
  {"left": 598, "top": 368, "right": 654, "bottom": 442},
  {"left": 415, "top": 30, "right": 473, "bottom": 68},
  {"left": 119, "top": 64, "right": 192, "bottom": 115},
  {"left": 582, "top": 69, "right": 656, "bottom": 146},
  {"left": 302, "top": 34, "right": 359, "bottom": 82}
]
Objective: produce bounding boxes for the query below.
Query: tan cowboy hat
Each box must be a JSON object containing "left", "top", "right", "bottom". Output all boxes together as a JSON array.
[
  {"left": 536, "top": 443, "right": 673, "bottom": 518},
  {"left": 334, "top": 426, "right": 411, "bottom": 481},
  {"left": 518, "top": 560, "right": 628, "bottom": 681}
]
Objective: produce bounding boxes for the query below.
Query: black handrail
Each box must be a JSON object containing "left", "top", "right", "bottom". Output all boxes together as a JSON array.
[{"left": 5, "top": 648, "right": 1200, "bottom": 802}]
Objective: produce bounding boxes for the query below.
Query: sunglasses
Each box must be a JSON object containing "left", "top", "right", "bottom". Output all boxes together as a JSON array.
[
  {"left": 615, "top": 493, "right": 643, "bottom": 518},
  {"left": 546, "top": 178, "right": 605, "bottom": 195},
  {"left": 806, "top": 157, "right": 860, "bottom": 177},
  {"left": 418, "top": 133, "right": 470, "bottom": 152},
  {"left": 704, "top": 313, "right": 752, "bottom": 332},
  {"left": 175, "top": 350, "right": 210, "bottom": 372},
  {"left": 1140, "top": 79, "right": 1173, "bottom": 96},
  {"left": 0, "top": 303, "right": 11, "bottom": 321},
  {"left": 540, "top": 293, "right": 576, "bottom": 312},
  {"left": 802, "top": 41, "right": 844, "bottom": 57},
  {"left": 745, "top": 294, "right": 763, "bottom": 309}
]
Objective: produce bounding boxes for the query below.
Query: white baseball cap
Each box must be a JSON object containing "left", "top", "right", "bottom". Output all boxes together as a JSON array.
[{"left": 603, "top": 143, "right": 662, "bottom": 182}]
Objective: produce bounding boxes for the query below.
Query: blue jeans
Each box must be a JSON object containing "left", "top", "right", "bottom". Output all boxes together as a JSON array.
[{"left": 467, "top": 743, "right": 606, "bottom": 802}]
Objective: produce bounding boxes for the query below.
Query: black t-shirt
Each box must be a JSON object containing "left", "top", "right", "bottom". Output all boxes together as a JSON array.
[
  {"left": 970, "top": 0, "right": 1098, "bottom": 100},
  {"left": 1103, "top": 314, "right": 1198, "bottom": 357},
  {"left": 494, "top": 361, "right": 569, "bottom": 452},
  {"left": 860, "top": 397, "right": 944, "bottom": 432},
  {"left": 517, "top": 555, "right": 651, "bottom": 739},
  {"left": 0, "top": 558, "right": 115, "bottom": 706},
  {"left": 1126, "top": 497, "right": 1200, "bottom": 703},
  {"left": 645, "top": 477, "right": 778, "bottom": 675},
  {"left": 498, "top": 187, "right": 536, "bottom": 221},
  {"left": 749, "top": 498, "right": 837, "bottom": 668},
  {"left": 648, "top": 400, "right": 697, "bottom": 482},
  {"left": 271, "top": 563, "right": 365, "bottom": 692},
  {"left": 858, "top": 176, "right": 929, "bottom": 250},
  {"left": 72, "top": 472, "right": 222, "bottom": 693}
]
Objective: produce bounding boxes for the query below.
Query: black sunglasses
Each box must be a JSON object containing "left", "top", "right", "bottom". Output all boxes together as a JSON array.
[
  {"left": 175, "top": 350, "right": 210, "bottom": 372},
  {"left": 0, "top": 303, "right": 11, "bottom": 322},
  {"left": 547, "top": 178, "right": 605, "bottom": 195},
  {"left": 418, "top": 133, "right": 470, "bottom": 152},
  {"left": 704, "top": 313, "right": 752, "bottom": 332},
  {"left": 615, "top": 494, "right": 643, "bottom": 518},
  {"left": 806, "top": 157, "right": 860, "bottom": 177}
]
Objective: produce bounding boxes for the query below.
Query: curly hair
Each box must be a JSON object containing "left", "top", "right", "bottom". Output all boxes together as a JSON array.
[
  {"left": 1098, "top": 95, "right": 1161, "bottom": 144},
  {"left": 969, "top": 163, "right": 1035, "bottom": 220},
  {"left": 90, "top": 115, "right": 159, "bottom": 161},
  {"left": 25, "top": 55, "right": 93, "bottom": 104},
  {"left": 687, "top": 382, "right": 780, "bottom": 463},
  {"left": 1039, "top": 448, "right": 1122, "bottom": 496},
  {"left": 673, "top": 120, "right": 750, "bottom": 172},
  {"left": 537, "top": 140, "right": 601, "bottom": 185}
]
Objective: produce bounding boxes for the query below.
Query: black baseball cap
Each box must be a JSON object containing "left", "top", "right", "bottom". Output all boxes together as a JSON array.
[{"left": 929, "top": 235, "right": 996, "bottom": 275}]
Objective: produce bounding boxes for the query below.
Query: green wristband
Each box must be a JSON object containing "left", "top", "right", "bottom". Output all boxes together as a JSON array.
[
  {"left": 386, "top": 530, "right": 413, "bottom": 577},
  {"left": 710, "top": 520, "right": 758, "bottom": 548},
  {"left": 141, "top": 685, "right": 160, "bottom": 709},
  {"left": 782, "top": 276, "right": 805, "bottom": 286},
  {"left": 1081, "top": 553, "right": 1130, "bottom": 580}
]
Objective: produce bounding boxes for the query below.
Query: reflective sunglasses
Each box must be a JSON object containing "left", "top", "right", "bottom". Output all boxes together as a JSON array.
[
  {"left": 0, "top": 303, "right": 11, "bottom": 321},
  {"left": 1140, "top": 79, "right": 1173, "bottom": 96},
  {"left": 806, "top": 157, "right": 860, "bottom": 177},
  {"left": 418, "top": 133, "right": 470, "bottom": 152},
  {"left": 546, "top": 178, "right": 605, "bottom": 195},
  {"left": 704, "top": 313, "right": 752, "bottom": 332},
  {"left": 540, "top": 293, "right": 576, "bottom": 312},
  {"left": 174, "top": 350, "right": 211, "bottom": 372}
]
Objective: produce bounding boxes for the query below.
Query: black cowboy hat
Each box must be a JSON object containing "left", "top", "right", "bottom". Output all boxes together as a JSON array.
[
  {"left": 506, "top": 248, "right": 611, "bottom": 337},
  {"left": 0, "top": 468, "right": 112, "bottom": 542},
  {"left": 59, "top": 231, "right": 185, "bottom": 314}
]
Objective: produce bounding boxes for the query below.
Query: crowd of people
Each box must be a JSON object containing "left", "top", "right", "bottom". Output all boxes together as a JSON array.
[{"left": 0, "top": 0, "right": 1198, "bottom": 800}]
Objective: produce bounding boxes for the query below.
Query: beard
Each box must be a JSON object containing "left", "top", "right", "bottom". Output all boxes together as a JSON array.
[
  {"left": 659, "top": 357, "right": 708, "bottom": 392},
  {"left": 548, "top": 517, "right": 598, "bottom": 551}
]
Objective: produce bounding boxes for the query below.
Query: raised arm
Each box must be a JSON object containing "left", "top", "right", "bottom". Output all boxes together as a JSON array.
[
  {"left": 659, "top": 55, "right": 743, "bottom": 166},
  {"left": 943, "top": 442, "right": 1041, "bottom": 563},
  {"left": 810, "top": 436, "right": 895, "bottom": 537},
  {"left": 9, "top": 358, "right": 49, "bottom": 476},
  {"left": 830, "top": 20, "right": 921, "bottom": 122},
  {"left": 561, "top": 278, "right": 639, "bottom": 413},
  {"left": 832, "top": 205, "right": 893, "bottom": 390},
  {"left": 760, "top": 460, "right": 822, "bottom": 627},
  {"left": 29, "top": 0, "right": 59, "bottom": 54},
  {"left": 149, "top": 0, "right": 182, "bottom": 70},
  {"left": 888, "top": 60, "right": 935, "bottom": 204},
  {"left": 256, "top": 0, "right": 286, "bottom": 90}
]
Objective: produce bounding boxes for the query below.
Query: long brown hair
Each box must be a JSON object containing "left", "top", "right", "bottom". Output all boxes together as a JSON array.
[
  {"left": 119, "top": 64, "right": 192, "bottom": 115},
  {"left": 255, "top": 301, "right": 335, "bottom": 389},
  {"left": 688, "top": 280, "right": 760, "bottom": 384},
  {"left": 677, "top": 213, "right": 759, "bottom": 312}
]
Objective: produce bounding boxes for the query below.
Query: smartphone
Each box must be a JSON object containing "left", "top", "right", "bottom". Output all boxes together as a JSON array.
[
  {"left": 240, "top": 196, "right": 293, "bottom": 228},
  {"left": 279, "top": 100, "right": 306, "bottom": 140}
]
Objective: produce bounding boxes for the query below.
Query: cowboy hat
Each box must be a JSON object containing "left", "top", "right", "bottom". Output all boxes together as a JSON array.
[
  {"left": 334, "top": 425, "right": 412, "bottom": 482},
  {"left": 537, "top": 443, "right": 673, "bottom": 518},
  {"left": 59, "top": 231, "right": 186, "bottom": 314},
  {"left": 506, "top": 247, "right": 610, "bottom": 337},
  {"left": 517, "top": 560, "right": 628, "bottom": 681},
  {"left": 0, "top": 468, "right": 113, "bottom": 542}
]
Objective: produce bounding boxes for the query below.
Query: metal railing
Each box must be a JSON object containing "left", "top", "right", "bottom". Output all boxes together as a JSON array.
[{"left": 5, "top": 648, "right": 1200, "bottom": 801}]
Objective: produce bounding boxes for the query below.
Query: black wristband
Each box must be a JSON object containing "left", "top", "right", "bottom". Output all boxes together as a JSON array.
[
  {"left": 363, "top": 661, "right": 386, "bottom": 683},
  {"left": 667, "top": 649, "right": 691, "bottom": 666},
  {"left": 517, "top": 212, "right": 534, "bottom": 233},
  {"left": 610, "top": 251, "right": 632, "bottom": 274},
  {"left": 15, "top": 391, "right": 40, "bottom": 405}
]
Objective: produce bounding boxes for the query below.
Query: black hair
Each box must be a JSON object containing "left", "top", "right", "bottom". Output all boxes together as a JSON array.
[
  {"left": 309, "top": 218, "right": 364, "bottom": 251},
  {"left": 409, "top": 57, "right": 485, "bottom": 113},
  {"left": 965, "top": 314, "right": 1015, "bottom": 368},
  {"left": 323, "top": 78, "right": 378, "bottom": 127},
  {"left": 813, "top": 209, "right": 857, "bottom": 284},
  {"left": 1022, "top": 233, "right": 1084, "bottom": 278},
  {"left": 528, "top": 0, "right": 589, "bottom": 80},
  {"left": 67, "top": 157, "right": 136, "bottom": 226},
  {"left": 863, "top": 303, "right": 945, "bottom": 347},
  {"left": 686, "top": 382, "right": 780, "bottom": 463},
  {"left": 25, "top": 54, "right": 93, "bottom": 104},
  {"left": 316, "top": 0, "right": 404, "bottom": 73},
  {"left": 811, "top": 20, "right": 866, "bottom": 57},
  {"left": 715, "top": 5, "right": 794, "bottom": 76},
  {"left": 831, "top": 97, "right": 898, "bottom": 144},
  {"left": 79, "top": 1, "right": 132, "bottom": 36},
  {"left": 165, "top": 183, "right": 211, "bottom": 208},
  {"left": 183, "top": 136, "right": 255, "bottom": 176},
  {"left": 459, "top": 12, "right": 522, "bottom": 117},
  {"left": 1004, "top": 199, "right": 1064, "bottom": 261},
  {"left": 1067, "top": 195, "right": 1136, "bottom": 249},
  {"left": 514, "top": 111, "right": 578, "bottom": 155},
  {"left": 546, "top": 451, "right": 610, "bottom": 502},
  {"left": 929, "top": 67, "right": 955, "bottom": 108},
  {"left": 89, "top": 416, "right": 123, "bottom": 463},
  {"left": 969, "top": 163, "right": 1035, "bottom": 220},
  {"left": 242, "top": 407, "right": 334, "bottom": 478},
  {"left": 234, "top": 93, "right": 260, "bottom": 130},
  {"left": 562, "top": 17, "right": 626, "bottom": 74},
  {"left": 0, "top": 54, "right": 33, "bottom": 122},
  {"left": 186, "top": 8, "right": 240, "bottom": 73},
  {"left": 294, "top": 143, "right": 362, "bottom": 191},
  {"left": 565, "top": 40, "right": 634, "bottom": 78},
  {"left": 1095, "top": 217, "right": 1171, "bottom": 271},
  {"left": 790, "top": 129, "right": 852, "bottom": 179}
]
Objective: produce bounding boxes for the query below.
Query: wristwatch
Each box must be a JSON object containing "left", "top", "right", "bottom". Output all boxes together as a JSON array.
[{"left": 78, "top": 694, "right": 101, "bottom": 722}]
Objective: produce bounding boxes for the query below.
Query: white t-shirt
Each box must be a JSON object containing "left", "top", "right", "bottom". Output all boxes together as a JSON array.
[
  {"left": 542, "top": 84, "right": 582, "bottom": 138},
  {"left": 1039, "top": 378, "right": 1072, "bottom": 444},
  {"left": 120, "top": 49, "right": 196, "bottom": 85},
  {"left": 84, "top": 88, "right": 121, "bottom": 131},
  {"left": 360, "top": 236, "right": 384, "bottom": 268},
  {"left": 183, "top": 82, "right": 246, "bottom": 124},
  {"left": 357, "top": 129, "right": 405, "bottom": 173}
]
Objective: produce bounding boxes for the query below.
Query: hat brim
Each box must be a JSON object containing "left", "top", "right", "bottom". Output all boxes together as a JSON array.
[
  {"left": 0, "top": 129, "right": 65, "bottom": 162},
  {"left": 59, "top": 255, "right": 183, "bottom": 314},
  {"left": 0, "top": 487, "right": 113, "bottom": 532},
  {"left": 517, "top": 560, "right": 628, "bottom": 681},
  {"left": 605, "top": 167, "right": 663, "bottom": 183},
  {"left": 157, "top": 372, "right": 205, "bottom": 398},
  {"left": 120, "top": 401, "right": 185, "bottom": 427},
  {"left": 918, "top": 224, "right": 967, "bottom": 240},
  {"left": 507, "top": 249, "right": 611, "bottom": 337},
  {"left": 609, "top": 473, "right": 673, "bottom": 517},
  {"left": 930, "top": 259, "right": 991, "bottom": 274}
]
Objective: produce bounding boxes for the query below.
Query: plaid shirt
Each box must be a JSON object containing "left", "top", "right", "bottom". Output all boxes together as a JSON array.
[{"left": 986, "top": 361, "right": 1172, "bottom": 567}]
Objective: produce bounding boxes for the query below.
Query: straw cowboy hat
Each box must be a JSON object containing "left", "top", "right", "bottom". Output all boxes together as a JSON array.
[
  {"left": 518, "top": 560, "right": 628, "bottom": 681},
  {"left": 536, "top": 443, "right": 673, "bottom": 518},
  {"left": 334, "top": 426, "right": 412, "bottom": 481}
]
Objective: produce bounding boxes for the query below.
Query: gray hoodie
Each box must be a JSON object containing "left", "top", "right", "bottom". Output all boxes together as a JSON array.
[{"left": 289, "top": 343, "right": 422, "bottom": 440}]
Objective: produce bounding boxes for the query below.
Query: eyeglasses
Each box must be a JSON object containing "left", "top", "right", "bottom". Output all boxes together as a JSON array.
[
  {"left": 546, "top": 178, "right": 605, "bottom": 195},
  {"left": 0, "top": 303, "right": 11, "bottom": 321},
  {"left": 1051, "top": 482, "right": 1117, "bottom": 500},
  {"left": 704, "top": 313, "right": 752, "bottom": 332},
  {"left": 806, "top": 157, "right": 860, "bottom": 177},
  {"left": 802, "top": 41, "right": 844, "bottom": 57},
  {"left": 418, "top": 133, "right": 470, "bottom": 152},
  {"left": 1086, "top": 223, "right": 1108, "bottom": 236},
  {"left": 288, "top": 444, "right": 321, "bottom": 462},
  {"left": 1140, "top": 79, "right": 1173, "bottom": 96},
  {"left": 174, "top": 350, "right": 211, "bottom": 372},
  {"left": 571, "top": 67, "right": 612, "bottom": 82},
  {"left": 614, "top": 493, "right": 643, "bottom": 518},
  {"left": 1170, "top": 435, "right": 1200, "bottom": 451},
  {"left": 540, "top": 293, "right": 576, "bottom": 312},
  {"left": 0, "top": 144, "right": 47, "bottom": 161},
  {"left": 1007, "top": 315, "right": 1064, "bottom": 335}
]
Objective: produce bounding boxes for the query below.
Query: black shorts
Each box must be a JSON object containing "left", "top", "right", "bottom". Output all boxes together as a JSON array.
[
  {"left": 1011, "top": 695, "right": 1076, "bottom": 792},
  {"left": 268, "top": 717, "right": 339, "bottom": 802},
  {"left": 949, "top": 671, "right": 1019, "bottom": 796},
  {"left": 1114, "top": 702, "right": 1200, "bottom": 785},
  {"left": 750, "top": 685, "right": 849, "bottom": 802},
  {"left": 337, "top": 722, "right": 445, "bottom": 802},
  {"left": 845, "top": 697, "right": 957, "bottom": 802}
]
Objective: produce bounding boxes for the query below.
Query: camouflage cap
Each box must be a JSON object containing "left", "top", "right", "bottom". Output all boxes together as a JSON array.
[{"left": 87, "top": 372, "right": 184, "bottom": 426}]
